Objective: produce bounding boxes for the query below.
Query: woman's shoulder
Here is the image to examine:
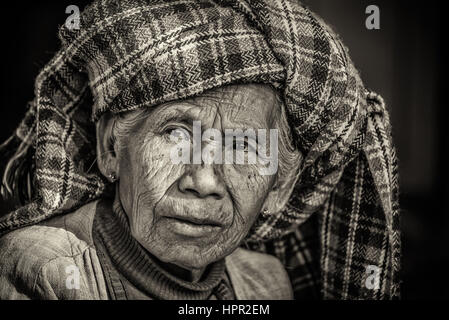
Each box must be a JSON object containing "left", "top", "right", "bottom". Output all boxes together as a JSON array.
[
  {"left": 225, "top": 247, "right": 293, "bottom": 300},
  {"left": 0, "top": 200, "right": 99, "bottom": 261},
  {"left": 0, "top": 200, "right": 107, "bottom": 299}
]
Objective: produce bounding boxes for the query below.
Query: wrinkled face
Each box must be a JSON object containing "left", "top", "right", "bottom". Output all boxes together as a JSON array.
[{"left": 117, "top": 84, "right": 280, "bottom": 270}]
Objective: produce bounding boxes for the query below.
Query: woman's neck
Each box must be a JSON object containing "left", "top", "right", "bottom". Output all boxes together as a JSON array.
[{"left": 147, "top": 250, "right": 206, "bottom": 283}]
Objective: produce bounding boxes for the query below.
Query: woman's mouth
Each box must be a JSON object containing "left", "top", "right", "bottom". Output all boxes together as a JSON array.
[{"left": 163, "top": 216, "right": 222, "bottom": 238}]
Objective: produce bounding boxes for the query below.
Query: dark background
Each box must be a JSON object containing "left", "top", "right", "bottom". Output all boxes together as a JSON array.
[{"left": 0, "top": 0, "right": 447, "bottom": 299}]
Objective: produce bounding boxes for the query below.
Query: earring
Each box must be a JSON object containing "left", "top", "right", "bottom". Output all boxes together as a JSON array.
[
  {"left": 262, "top": 209, "right": 270, "bottom": 217},
  {"left": 108, "top": 172, "right": 117, "bottom": 182}
]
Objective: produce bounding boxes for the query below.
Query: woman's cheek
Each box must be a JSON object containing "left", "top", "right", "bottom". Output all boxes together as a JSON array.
[
  {"left": 222, "top": 164, "right": 273, "bottom": 218},
  {"left": 130, "top": 136, "right": 186, "bottom": 241},
  {"left": 137, "top": 136, "right": 184, "bottom": 191}
]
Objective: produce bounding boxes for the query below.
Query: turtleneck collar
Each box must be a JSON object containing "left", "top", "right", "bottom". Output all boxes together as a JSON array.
[{"left": 92, "top": 195, "right": 229, "bottom": 300}]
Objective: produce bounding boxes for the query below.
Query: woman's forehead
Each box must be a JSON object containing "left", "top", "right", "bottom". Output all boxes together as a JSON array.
[{"left": 152, "top": 84, "right": 280, "bottom": 129}]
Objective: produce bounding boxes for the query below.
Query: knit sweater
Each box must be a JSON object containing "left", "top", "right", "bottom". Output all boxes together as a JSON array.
[{"left": 0, "top": 199, "right": 293, "bottom": 300}]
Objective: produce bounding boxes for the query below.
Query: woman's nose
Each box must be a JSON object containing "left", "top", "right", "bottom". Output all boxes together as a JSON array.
[{"left": 178, "top": 165, "right": 225, "bottom": 200}]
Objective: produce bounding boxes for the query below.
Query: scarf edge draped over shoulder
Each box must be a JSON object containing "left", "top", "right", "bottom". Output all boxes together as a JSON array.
[{"left": 0, "top": 0, "right": 400, "bottom": 300}]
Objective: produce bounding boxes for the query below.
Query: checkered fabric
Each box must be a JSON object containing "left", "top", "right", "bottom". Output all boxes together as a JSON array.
[{"left": 0, "top": 0, "right": 400, "bottom": 299}]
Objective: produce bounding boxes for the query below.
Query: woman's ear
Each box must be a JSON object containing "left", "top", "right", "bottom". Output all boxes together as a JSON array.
[{"left": 96, "top": 113, "right": 119, "bottom": 181}]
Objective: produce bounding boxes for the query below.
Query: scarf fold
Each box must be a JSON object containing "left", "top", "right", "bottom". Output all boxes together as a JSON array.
[{"left": 0, "top": 0, "right": 400, "bottom": 299}]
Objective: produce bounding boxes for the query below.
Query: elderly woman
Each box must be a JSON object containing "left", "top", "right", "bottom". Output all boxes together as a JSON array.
[{"left": 0, "top": 0, "right": 400, "bottom": 300}]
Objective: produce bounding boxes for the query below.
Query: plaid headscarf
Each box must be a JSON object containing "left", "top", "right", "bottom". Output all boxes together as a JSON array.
[{"left": 0, "top": 0, "right": 400, "bottom": 299}]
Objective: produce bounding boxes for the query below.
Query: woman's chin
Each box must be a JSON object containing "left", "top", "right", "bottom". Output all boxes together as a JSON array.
[
  {"left": 153, "top": 248, "right": 217, "bottom": 271},
  {"left": 141, "top": 238, "right": 228, "bottom": 271}
]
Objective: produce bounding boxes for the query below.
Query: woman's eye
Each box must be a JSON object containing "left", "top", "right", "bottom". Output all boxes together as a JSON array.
[
  {"left": 234, "top": 140, "right": 248, "bottom": 151},
  {"left": 233, "top": 139, "right": 257, "bottom": 154},
  {"left": 168, "top": 128, "right": 190, "bottom": 142}
]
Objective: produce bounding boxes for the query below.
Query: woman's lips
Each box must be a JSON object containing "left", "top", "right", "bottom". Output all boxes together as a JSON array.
[{"left": 163, "top": 216, "right": 222, "bottom": 237}]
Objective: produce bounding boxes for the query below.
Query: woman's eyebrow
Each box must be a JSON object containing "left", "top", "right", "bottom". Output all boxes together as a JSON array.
[{"left": 155, "top": 111, "right": 195, "bottom": 129}]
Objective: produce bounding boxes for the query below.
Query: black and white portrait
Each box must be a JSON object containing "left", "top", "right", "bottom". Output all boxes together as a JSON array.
[{"left": 0, "top": 0, "right": 446, "bottom": 304}]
